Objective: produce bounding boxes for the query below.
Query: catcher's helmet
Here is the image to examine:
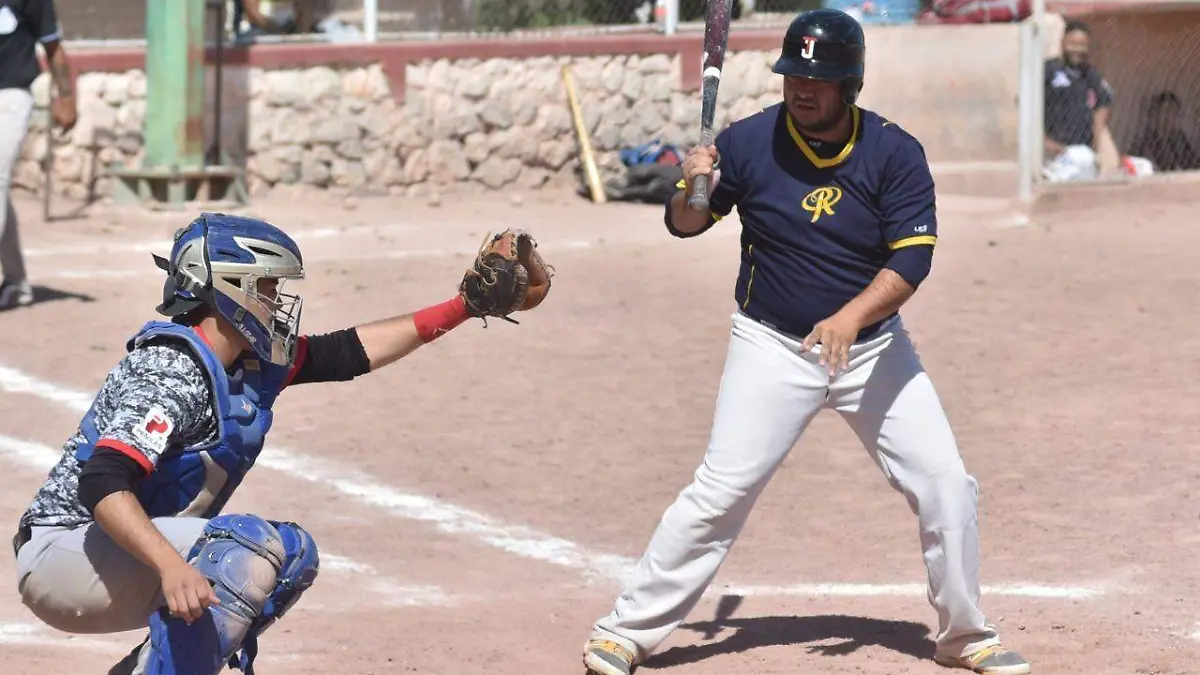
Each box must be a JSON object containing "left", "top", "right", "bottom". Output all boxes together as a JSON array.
[
  {"left": 152, "top": 213, "right": 305, "bottom": 366},
  {"left": 772, "top": 8, "right": 866, "bottom": 106}
]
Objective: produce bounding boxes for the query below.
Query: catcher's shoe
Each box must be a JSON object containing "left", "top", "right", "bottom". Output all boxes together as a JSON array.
[
  {"left": 106, "top": 634, "right": 148, "bottom": 675},
  {"left": 935, "top": 644, "right": 1031, "bottom": 675},
  {"left": 583, "top": 638, "right": 635, "bottom": 675}
]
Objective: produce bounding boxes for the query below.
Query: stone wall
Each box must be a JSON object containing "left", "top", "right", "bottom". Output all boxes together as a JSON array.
[
  {"left": 13, "top": 23, "right": 1024, "bottom": 202},
  {"left": 16, "top": 51, "right": 786, "bottom": 201}
]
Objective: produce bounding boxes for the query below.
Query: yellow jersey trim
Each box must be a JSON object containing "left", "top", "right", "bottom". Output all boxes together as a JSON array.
[
  {"left": 786, "top": 105, "right": 860, "bottom": 169},
  {"left": 742, "top": 244, "right": 756, "bottom": 308},
  {"left": 888, "top": 235, "right": 937, "bottom": 250}
]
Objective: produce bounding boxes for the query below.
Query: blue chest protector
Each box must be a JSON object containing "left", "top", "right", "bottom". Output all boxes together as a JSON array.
[{"left": 75, "top": 321, "right": 290, "bottom": 519}]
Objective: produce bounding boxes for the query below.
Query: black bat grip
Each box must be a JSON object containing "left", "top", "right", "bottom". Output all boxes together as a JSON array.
[{"left": 687, "top": 128, "right": 716, "bottom": 212}]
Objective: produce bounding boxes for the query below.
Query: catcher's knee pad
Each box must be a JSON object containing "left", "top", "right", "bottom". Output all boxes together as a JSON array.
[
  {"left": 255, "top": 520, "right": 320, "bottom": 632},
  {"left": 227, "top": 520, "right": 320, "bottom": 674},
  {"left": 142, "top": 514, "right": 292, "bottom": 675}
]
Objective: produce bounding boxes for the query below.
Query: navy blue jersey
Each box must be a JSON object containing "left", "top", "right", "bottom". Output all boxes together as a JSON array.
[{"left": 668, "top": 103, "right": 937, "bottom": 341}]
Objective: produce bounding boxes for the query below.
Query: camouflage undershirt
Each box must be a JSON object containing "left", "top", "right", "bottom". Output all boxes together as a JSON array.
[{"left": 19, "top": 338, "right": 220, "bottom": 529}]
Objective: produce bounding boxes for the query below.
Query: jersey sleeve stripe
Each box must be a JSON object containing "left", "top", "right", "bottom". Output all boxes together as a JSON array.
[
  {"left": 96, "top": 439, "right": 154, "bottom": 474},
  {"left": 888, "top": 235, "right": 937, "bottom": 250}
]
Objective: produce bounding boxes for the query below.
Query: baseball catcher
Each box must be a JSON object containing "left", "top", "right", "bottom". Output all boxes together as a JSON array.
[{"left": 10, "top": 214, "right": 551, "bottom": 675}]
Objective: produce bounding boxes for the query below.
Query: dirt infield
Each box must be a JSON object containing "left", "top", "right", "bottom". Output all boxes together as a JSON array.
[{"left": 1, "top": 183, "right": 1199, "bottom": 675}]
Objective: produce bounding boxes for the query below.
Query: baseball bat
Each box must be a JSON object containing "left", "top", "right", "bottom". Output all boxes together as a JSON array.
[
  {"left": 560, "top": 64, "right": 607, "bottom": 205},
  {"left": 688, "top": 0, "right": 735, "bottom": 212},
  {"left": 42, "top": 121, "right": 55, "bottom": 222}
]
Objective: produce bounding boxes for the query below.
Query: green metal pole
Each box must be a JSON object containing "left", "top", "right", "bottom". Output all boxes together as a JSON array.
[{"left": 143, "top": 0, "right": 205, "bottom": 176}]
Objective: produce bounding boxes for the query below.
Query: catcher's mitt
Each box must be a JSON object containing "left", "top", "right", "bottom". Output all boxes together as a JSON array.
[{"left": 459, "top": 229, "right": 553, "bottom": 323}]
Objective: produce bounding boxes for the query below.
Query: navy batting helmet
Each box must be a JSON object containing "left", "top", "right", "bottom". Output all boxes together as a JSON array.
[{"left": 772, "top": 8, "right": 866, "bottom": 106}]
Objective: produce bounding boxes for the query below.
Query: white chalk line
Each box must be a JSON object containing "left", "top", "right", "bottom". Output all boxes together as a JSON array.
[
  {"left": 0, "top": 363, "right": 637, "bottom": 584},
  {"left": 308, "top": 552, "right": 456, "bottom": 608},
  {"left": 0, "top": 622, "right": 130, "bottom": 653},
  {"left": 28, "top": 218, "right": 748, "bottom": 280},
  {"left": 24, "top": 216, "right": 633, "bottom": 262},
  {"left": 0, "top": 363, "right": 1108, "bottom": 601},
  {"left": 928, "top": 160, "right": 1016, "bottom": 174},
  {"left": 23, "top": 222, "right": 419, "bottom": 258},
  {"left": 39, "top": 229, "right": 747, "bottom": 280},
  {"left": 256, "top": 451, "right": 634, "bottom": 585},
  {"left": 37, "top": 238, "right": 601, "bottom": 280},
  {"left": 0, "top": 364, "right": 92, "bottom": 410},
  {"left": 0, "top": 431, "right": 456, "bottom": 610},
  {"left": 0, "top": 621, "right": 313, "bottom": 661},
  {"left": 717, "top": 582, "right": 1104, "bottom": 600}
]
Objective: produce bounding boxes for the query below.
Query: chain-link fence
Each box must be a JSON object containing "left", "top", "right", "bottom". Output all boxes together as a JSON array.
[
  {"left": 1075, "top": 5, "right": 1200, "bottom": 176},
  {"left": 55, "top": 0, "right": 146, "bottom": 42},
  {"left": 1039, "top": 3, "right": 1200, "bottom": 183},
  {"left": 317, "top": 0, "right": 820, "bottom": 38},
  {"left": 53, "top": 0, "right": 827, "bottom": 45},
  {"left": 257, "top": 0, "right": 821, "bottom": 40}
]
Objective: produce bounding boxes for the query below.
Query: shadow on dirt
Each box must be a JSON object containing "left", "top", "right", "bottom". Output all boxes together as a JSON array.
[
  {"left": 642, "top": 596, "right": 935, "bottom": 670},
  {"left": 30, "top": 285, "right": 97, "bottom": 307}
]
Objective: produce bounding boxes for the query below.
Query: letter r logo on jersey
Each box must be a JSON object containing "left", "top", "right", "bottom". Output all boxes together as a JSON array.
[
  {"left": 801, "top": 37, "right": 817, "bottom": 60},
  {"left": 802, "top": 186, "right": 843, "bottom": 224}
]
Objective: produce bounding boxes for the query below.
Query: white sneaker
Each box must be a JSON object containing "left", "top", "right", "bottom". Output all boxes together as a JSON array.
[
  {"left": 0, "top": 280, "right": 33, "bottom": 310},
  {"left": 583, "top": 639, "right": 635, "bottom": 675},
  {"left": 935, "top": 644, "right": 1031, "bottom": 675}
]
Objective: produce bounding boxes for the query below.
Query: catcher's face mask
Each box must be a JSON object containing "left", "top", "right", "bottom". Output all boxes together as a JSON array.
[{"left": 154, "top": 213, "right": 306, "bottom": 366}]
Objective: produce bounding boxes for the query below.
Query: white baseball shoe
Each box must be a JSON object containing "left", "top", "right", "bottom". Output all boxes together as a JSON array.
[
  {"left": 935, "top": 643, "right": 1031, "bottom": 675},
  {"left": 0, "top": 280, "right": 32, "bottom": 310},
  {"left": 583, "top": 638, "right": 635, "bottom": 675}
]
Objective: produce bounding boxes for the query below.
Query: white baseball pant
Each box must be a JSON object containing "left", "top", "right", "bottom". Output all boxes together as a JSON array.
[
  {"left": 0, "top": 87, "right": 33, "bottom": 285},
  {"left": 590, "top": 310, "right": 1001, "bottom": 663}
]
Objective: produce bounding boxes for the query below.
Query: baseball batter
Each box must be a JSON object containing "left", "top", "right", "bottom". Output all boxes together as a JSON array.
[
  {"left": 11, "top": 213, "right": 551, "bottom": 675},
  {"left": 583, "top": 9, "right": 1030, "bottom": 675}
]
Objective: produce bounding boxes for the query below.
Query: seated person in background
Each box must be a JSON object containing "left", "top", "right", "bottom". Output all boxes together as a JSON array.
[
  {"left": 1042, "top": 20, "right": 1114, "bottom": 181},
  {"left": 1128, "top": 92, "right": 1200, "bottom": 173},
  {"left": 233, "top": 0, "right": 348, "bottom": 37},
  {"left": 235, "top": 0, "right": 314, "bottom": 34}
]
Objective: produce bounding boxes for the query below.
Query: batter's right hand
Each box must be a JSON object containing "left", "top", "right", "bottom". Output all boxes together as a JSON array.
[
  {"left": 682, "top": 145, "right": 721, "bottom": 196},
  {"left": 161, "top": 560, "right": 219, "bottom": 624}
]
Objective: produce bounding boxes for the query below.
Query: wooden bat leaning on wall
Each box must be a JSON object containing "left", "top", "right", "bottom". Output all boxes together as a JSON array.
[
  {"left": 43, "top": 118, "right": 54, "bottom": 221},
  {"left": 560, "top": 64, "right": 607, "bottom": 205}
]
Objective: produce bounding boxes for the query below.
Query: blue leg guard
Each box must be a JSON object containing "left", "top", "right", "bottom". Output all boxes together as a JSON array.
[
  {"left": 140, "top": 514, "right": 319, "bottom": 675},
  {"left": 233, "top": 520, "right": 320, "bottom": 674}
]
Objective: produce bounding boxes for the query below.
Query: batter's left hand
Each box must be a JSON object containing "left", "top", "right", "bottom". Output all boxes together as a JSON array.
[
  {"left": 800, "top": 311, "right": 862, "bottom": 377},
  {"left": 51, "top": 95, "right": 78, "bottom": 133}
]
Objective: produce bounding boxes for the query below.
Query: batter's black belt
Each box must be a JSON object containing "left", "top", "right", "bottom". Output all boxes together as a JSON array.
[{"left": 12, "top": 524, "right": 31, "bottom": 558}]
